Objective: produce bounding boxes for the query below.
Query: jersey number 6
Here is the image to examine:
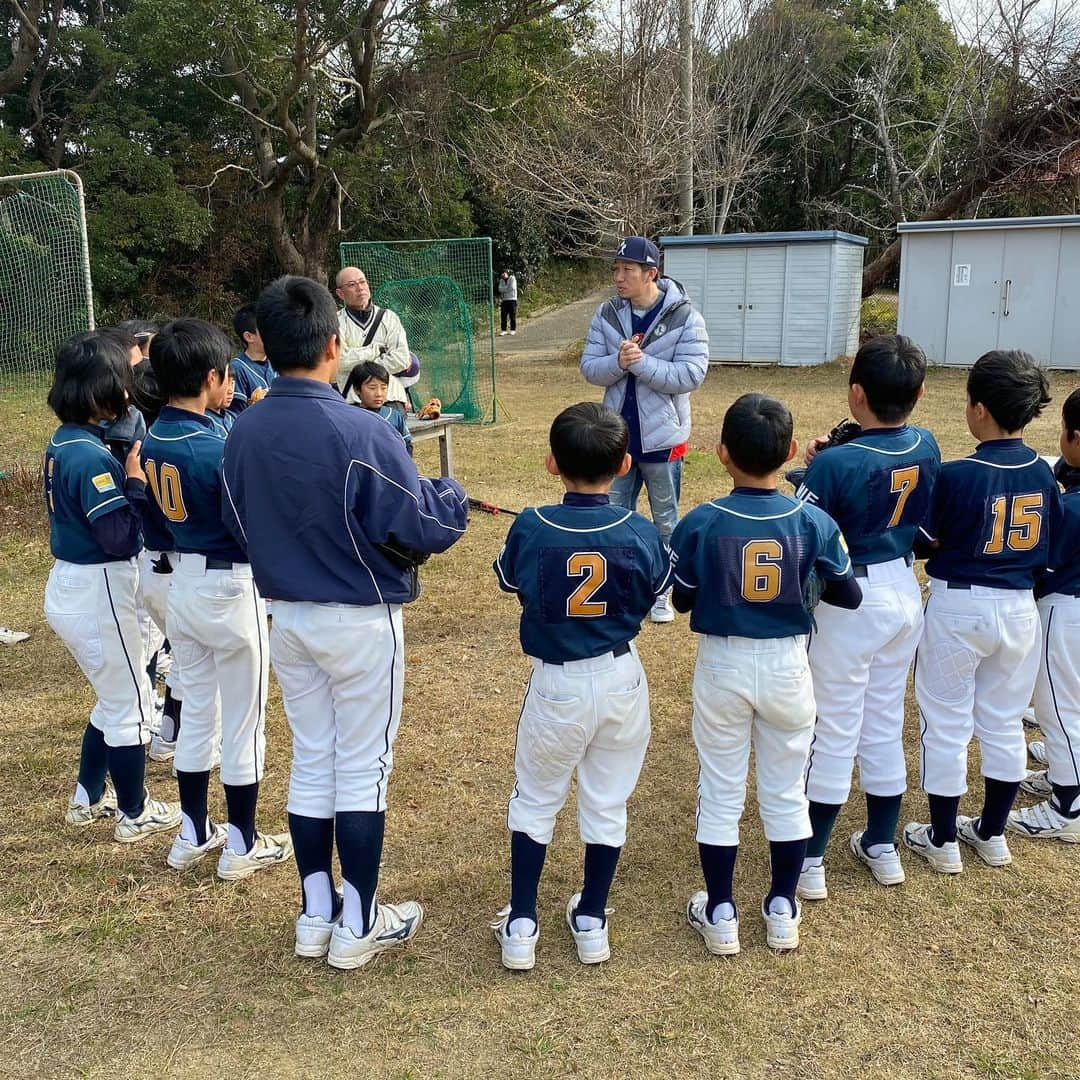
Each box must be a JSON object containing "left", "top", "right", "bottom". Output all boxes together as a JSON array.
[
  {"left": 742, "top": 540, "right": 783, "bottom": 603},
  {"left": 144, "top": 460, "right": 189, "bottom": 523},
  {"left": 566, "top": 552, "right": 607, "bottom": 617}
]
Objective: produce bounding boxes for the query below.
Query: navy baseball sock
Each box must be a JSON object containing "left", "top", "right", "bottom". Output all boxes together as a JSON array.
[
  {"left": 161, "top": 686, "right": 181, "bottom": 742},
  {"left": 223, "top": 782, "right": 259, "bottom": 853},
  {"left": 576, "top": 843, "right": 621, "bottom": 923},
  {"left": 337, "top": 810, "right": 385, "bottom": 936},
  {"left": 146, "top": 649, "right": 158, "bottom": 683},
  {"left": 76, "top": 722, "right": 108, "bottom": 804},
  {"left": 107, "top": 743, "right": 146, "bottom": 818},
  {"left": 806, "top": 801, "right": 843, "bottom": 858},
  {"left": 176, "top": 770, "right": 211, "bottom": 845},
  {"left": 928, "top": 794, "right": 960, "bottom": 845},
  {"left": 698, "top": 842, "right": 738, "bottom": 921},
  {"left": 509, "top": 830, "right": 547, "bottom": 925},
  {"left": 289, "top": 813, "right": 335, "bottom": 916},
  {"left": 863, "top": 793, "right": 902, "bottom": 849},
  {"left": 1052, "top": 784, "right": 1080, "bottom": 818},
  {"left": 766, "top": 838, "right": 807, "bottom": 910},
  {"left": 976, "top": 778, "right": 1020, "bottom": 839}
]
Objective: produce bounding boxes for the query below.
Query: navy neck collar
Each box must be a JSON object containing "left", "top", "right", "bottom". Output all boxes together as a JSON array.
[{"left": 563, "top": 492, "right": 611, "bottom": 507}]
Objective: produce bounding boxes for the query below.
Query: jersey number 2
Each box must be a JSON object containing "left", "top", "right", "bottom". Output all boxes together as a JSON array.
[
  {"left": 742, "top": 540, "right": 783, "bottom": 603},
  {"left": 144, "top": 460, "right": 188, "bottom": 523},
  {"left": 983, "top": 493, "right": 1043, "bottom": 554},
  {"left": 566, "top": 552, "right": 607, "bottom": 617}
]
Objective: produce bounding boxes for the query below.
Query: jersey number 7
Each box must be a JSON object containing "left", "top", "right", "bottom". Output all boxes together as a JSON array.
[{"left": 888, "top": 466, "right": 920, "bottom": 528}]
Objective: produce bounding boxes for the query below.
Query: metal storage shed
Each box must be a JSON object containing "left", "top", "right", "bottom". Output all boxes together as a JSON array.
[
  {"left": 659, "top": 231, "right": 868, "bottom": 365},
  {"left": 896, "top": 215, "right": 1080, "bottom": 369}
]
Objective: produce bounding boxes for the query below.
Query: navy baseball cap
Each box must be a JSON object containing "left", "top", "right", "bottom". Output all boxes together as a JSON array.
[{"left": 613, "top": 236, "right": 660, "bottom": 268}]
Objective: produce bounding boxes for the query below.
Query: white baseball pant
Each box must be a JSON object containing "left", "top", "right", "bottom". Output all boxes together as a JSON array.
[
  {"left": 805, "top": 558, "right": 923, "bottom": 805},
  {"left": 1033, "top": 594, "right": 1080, "bottom": 789},
  {"left": 915, "top": 580, "right": 1039, "bottom": 796},
  {"left": 507, "top": 645, "right": 650, "bottom": 848},
  {"left": 693, "top": 634, "right": 816, "bottom": 846},
  {"left": 138, "top": 549, "right": 178, "bottom": 696},
  {"left": 167, "top": 554, "right": 267, "bottom": 784},
  {"left": 270, "top": 601, "right": 404, "bottom": 818},
  {"left": 44, "top": 558, "right": 154, "bottom": 747}
]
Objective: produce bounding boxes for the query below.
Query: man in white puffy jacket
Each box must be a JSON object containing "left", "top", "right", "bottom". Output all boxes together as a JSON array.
[{"left": 580, "top": 236, "right": 709, "bottom": 623}]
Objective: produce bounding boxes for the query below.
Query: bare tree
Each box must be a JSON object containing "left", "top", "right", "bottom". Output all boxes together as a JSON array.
[{"left": 1, "top": 0, "right": 44, "bottom": 95}]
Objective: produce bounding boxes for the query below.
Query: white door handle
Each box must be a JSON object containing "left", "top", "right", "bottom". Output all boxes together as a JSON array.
[{"left": 1003, "top": 279, "right": 1012, "bottom": 317}]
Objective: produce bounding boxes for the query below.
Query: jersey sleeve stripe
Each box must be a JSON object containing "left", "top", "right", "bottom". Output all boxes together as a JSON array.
[
  {"left": 494, "top": 551, "right": 518, "bottom": 591},
  {"left": 347, "top": 459, "right": 467, "bottom": 534},
  {"left": 86, "top": 494, "right": 127, "bottom": 519}
]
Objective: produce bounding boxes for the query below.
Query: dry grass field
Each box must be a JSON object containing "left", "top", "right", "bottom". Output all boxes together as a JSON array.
[{"left": 1, "top": 303, "right": 1079, "bottom": 1079}]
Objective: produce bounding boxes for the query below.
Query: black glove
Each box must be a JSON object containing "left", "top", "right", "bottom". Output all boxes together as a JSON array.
[{"left": 786, "top": 418, "right": 863, "bottom": 489}]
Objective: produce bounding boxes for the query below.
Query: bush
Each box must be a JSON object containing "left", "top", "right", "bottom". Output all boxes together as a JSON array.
[{"left": 861, "top": 292, "right": 898, "bottom": 340}]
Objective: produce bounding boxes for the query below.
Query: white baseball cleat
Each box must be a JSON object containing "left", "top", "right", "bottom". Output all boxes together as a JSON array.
[
  {"left": 849, "top": 832, "right": 906, "bottom": 887},
  {"left": 491, "top": 906, "right": 539, "bottom": 970},
  {"left": 166, "top": 822, "right": 228, "bottom": 870},
  {"left": 114, "top": 793, "right": 182, "bottom": 843},
  {"left": 565, "top": 893, "right": 611, "bottom": 964},
  {"left": 1020, "top": 768, "right": 1052, "bottom": 798},
  {"left": 327, "top": 900, "right": 424, "bottom": 970},
  {"left": 296, "top": 906, "right": 343, "bottom": 959},
  {"left": 902, "top": 822, "right": 963, "bottom": 874},
  {"left": 761, "top": 898, "right": 801, "bottom": 952},
  {"left": 0, "top": 626, "right": 29, "bottom": 645},
  {"left": 686, "top": 892, "right": 740, "bottom": 956},
  {"left": 1028, "top": 741, "right": 1048, "bottom": 766},
  {"left": 148, "top": 734, "right": 176, "bottom": 762},
  {"left": 65, "top": 785, "right": 117, "bottom": 825},
  {"left": 956, "top": 815, "right": 1012, "bottom": 867},
  {"left": 650, "top": 592, "right": 675, "bottom": 624},
  {"left": 216, "top": 831, "right": 294, "bottom": 881},
  {"left": 1007, "top": 800, "right": 1080, "bottom": 843},
  {"left": 1021, "top": 707, "right": 1039, "bottom": 731},
  {"left": 796, "top": 862, "right": 827, "bottom": 901}
]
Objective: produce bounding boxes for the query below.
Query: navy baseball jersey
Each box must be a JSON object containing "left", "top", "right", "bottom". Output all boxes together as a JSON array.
[
  {"left": 367, "top": 404, "right": 411, "bottom": 447},
  {"left": 670, "top": 488, "right": 853, "bottom": 638},
  {"left": 494, "top": 493, "right": 671, "bottom": 663},
  {"left": 229, "top": 352, "right": 275, "bottom": 414},
  {"left": 141, "top": 406, "right": 245, "bottom": 562},
  {"left": 921, "top": 439, "right": 1063, "bottom": 589},
  {"left": 1038, "top": 481, "right": 1080, "bottom": 599},
  {"left": 207, "top": 408, "right": 234, "bottom": 436},
  {"left": 45, "top": 424, "right": 140, "bottom": 563},
  {"left": 797, "top": 425, "right": 940, "bottom": 565}
]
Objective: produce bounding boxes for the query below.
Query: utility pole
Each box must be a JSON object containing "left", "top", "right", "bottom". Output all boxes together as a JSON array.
[{"left": 677, "top": 0, "right": 694, "bottom": 234}]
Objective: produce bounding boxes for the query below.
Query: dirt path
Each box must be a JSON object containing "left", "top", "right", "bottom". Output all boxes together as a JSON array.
[{"left": 494, "top": 289, "right": 609, "bottom": 360}]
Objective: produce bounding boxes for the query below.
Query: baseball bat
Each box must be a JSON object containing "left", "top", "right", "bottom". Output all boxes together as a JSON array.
[{"left": 467, "top": 497, "right": 519, "bottom": 517}]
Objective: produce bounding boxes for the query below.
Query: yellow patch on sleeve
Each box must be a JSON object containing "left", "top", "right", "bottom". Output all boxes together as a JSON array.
[{"left": 91, "top": 472, "right": 117, "bottom": 493}]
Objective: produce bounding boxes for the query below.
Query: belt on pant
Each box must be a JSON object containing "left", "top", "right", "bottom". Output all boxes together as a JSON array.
[
  {"left": 852, "top": 553, "right": 914, "bottom": 578},
  {"left": 548, "top": 641, "right": 631, "bottom": 665},
  {"left": 178, "top": 554, "right": 238, "bottom": 570}
]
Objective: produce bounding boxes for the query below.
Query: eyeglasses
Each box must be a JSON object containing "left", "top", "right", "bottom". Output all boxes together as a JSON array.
[{"left": 338, "top": 279, "right": 366, "bottom": 289}]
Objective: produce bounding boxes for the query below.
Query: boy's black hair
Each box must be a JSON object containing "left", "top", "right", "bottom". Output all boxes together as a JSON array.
[
  {"left": 233, "top": 302, "right": 259, "bottom": 342},
  {"left": 116, "top": 319, "right": 158, "bottom": 344},
  {"left": 1063, "top": 388, "right": 1080, "bottom": 436},
  {"left": 105, "top": 327, "right": 139, "bottom": 357},
  {"left": 256, "top": 276, "right": 338, "bottom": 372},
  {"left": 356, "top": 361, "right": 390, "bottom": 385},
  {"left": 149, "top": 318, "right": 232, "bottom": 400},
  {"left": 549, "top": 402, "right": 628, "bottom": 484},
  {"left": 850, "top": 334, "right": 926, "bottom": 423},
  {"left": 47, "top": 330, "right": 133, "bottom": 424},
  {"left": 130, "top": 358, "right": 166, "bottom": 427},
  {"left": 967, "top": 350, "right": 1051, "bottom": 433},
  {"left": 721, "top": 393, "right": 793, "bottom": 477}
]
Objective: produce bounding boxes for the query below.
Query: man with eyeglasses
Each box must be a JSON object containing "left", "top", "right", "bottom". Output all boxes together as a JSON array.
[{"left": 334, "top": 267, "right": 412, "bottom": 414}]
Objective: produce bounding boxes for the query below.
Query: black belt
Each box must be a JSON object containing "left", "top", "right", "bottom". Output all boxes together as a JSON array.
[
  {"left": 852, "top": 553, "right": 915, "bottom": 578},
  {"left": 548, "top": 641, "right": 631, "bottom": 665},
  {"left": 946, "top": 582, "right": 971, "bottom": 590},
  {"left": 179, "top": 554, "right": 239, "bottom": 570}
]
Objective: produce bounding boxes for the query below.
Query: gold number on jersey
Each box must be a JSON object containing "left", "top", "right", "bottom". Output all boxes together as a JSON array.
[
  {"left": 566, "top": 552, "right": 607, "bottom": 617},
  {"left": 742, "top": 539, "right": 783, "bottom": 602},
  {"left": 888, "top": 465, "right": 920, "bottom": 528},
  {"left": 983, "top": 493, "right": 1043, "bottom": 554},
  {"left": 144, "top": 460, "right": 188, "bottom": 523}
]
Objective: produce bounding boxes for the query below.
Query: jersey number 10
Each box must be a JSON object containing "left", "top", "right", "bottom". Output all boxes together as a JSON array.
[
  {"left": 144, "top": 460, "right": 189, "bottom": 523},
  {"left": 983, "top": 493, "right": 1043, "bottom": 554}
]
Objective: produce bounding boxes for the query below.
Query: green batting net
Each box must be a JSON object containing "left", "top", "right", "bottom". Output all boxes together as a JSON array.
[{"left": 338, "top": 237, "right": 496, "bottom": 422}]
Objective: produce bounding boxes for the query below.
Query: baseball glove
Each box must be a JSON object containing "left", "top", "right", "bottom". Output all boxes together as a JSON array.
[
  {"left": 786, "top": 417, "right": 863, "bottom": 489},
  {"left": 802, "top": 567, "right": 825, "bottom": 629},
  {"left": 416, "top": 398, "right": 442, "bottom": 420},
  {"left": 249, "top": 387, "right": 269, "bottom": 404}
]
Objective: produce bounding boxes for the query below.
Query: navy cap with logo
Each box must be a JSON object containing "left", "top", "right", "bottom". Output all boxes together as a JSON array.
[{"left": 614, "top": 236, "right": 660, "bottom": 268}]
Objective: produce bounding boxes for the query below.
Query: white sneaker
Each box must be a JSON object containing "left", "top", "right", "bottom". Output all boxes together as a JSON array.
[
  {"left": 849, "top": 832, "right": 906, "bottom": 886},
  {"left": 796, "top": 862, "right": 827, "bottom": 901},
  {"left": 499, "top": 330, "right": 508, "bottom": 336},
  {"left": 650, "top": 592, "right": 675, "bottom": 624},
  {"left": 956, "top": 815, "right": 1012, "bottom": 866},
  {"left": 0, "top": 626, "right": 29, "bottom": 645},
  {"left": 166, "top": 823, "right": 227, "bottom": 869},
  {"left": 1020, "top": 768, "right": 1053, "bottom": 798},
  {"left": 1007, "top": 800, "right": 1080, "bottom": 843},
  {"left": 686, "top": 892, "right": 740, "bottom": 956},
  {"left": 296, "top": 906, "right": 343, "bottom": 959},
  {"left": 114, "top": 793, "right": 182, "bottom": 843},
  {"left": 216, "top": 831, "right": 294, "bottom": 881},
  {"left": 1022, "top": 707, "right": 1040, "bottom": 731},
  {"left": 509, "top": 330, "right": 516, "bottom": 336},
  {"left": 327, "top": 900, "right": 424, "bottom": 970},
  {"left": 148, "top": 734, "right": 176, "bottom": 762},
  {"left": 761, "top": 898, "right": 801, "bottom": 951},
  {"left": 1028, "top": 740, "right": 1048, "bottom": 765},
  {"left": 565, "top": 893, "right": 610, "bottom": 964},
  {"left": 491, "top": 906, "right": 539, "bottom": 970},
  {"left": 65, "top": 784, "right": 117, "bottom": 825},
  {"left": 902, "top": 822, "right": 962, "bottom": 874}
]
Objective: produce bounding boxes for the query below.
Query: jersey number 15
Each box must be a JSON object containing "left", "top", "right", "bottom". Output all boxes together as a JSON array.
[{"left": 983, "top": 493, "right": 1043, "bottom": 554}]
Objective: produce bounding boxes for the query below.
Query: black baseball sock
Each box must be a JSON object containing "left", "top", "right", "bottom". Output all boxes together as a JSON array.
[
  {"left": 161, "top": 686, "right": 182, "bottom": 742},
  {"left": 289, "top": 813, "right": 336, "bottom": 915},
  {"left": 806, "top": 801, "right": 843, "bottom": 858},
  {"left": 337, "top": 810, "right": 385, "bottom": 936},
  {"left": 928, "top": 794, "right": 960, "bottom": 845},
  {"left": 576, "top": 844, "right": 621, "bottom": 922},
  {"left": 1052, "top": 784, "right": 1080, "bottom": 818},
  {"left": 766, "top": 838, "right": 807, "bottom": 909},
  {"left": 863, "top": 793, "right": 903, "bottom": 849},
  {"left": 509, "top": 830, "right": 547, "bottom": 925},
  {"left": 107, "top": 743, "right": 146, "bottom": 818},
  {"left": 698, "top": 842, "right": 738, "bottom": 921},
  {"left": 977, "top": 778, "right": 1020, "bottom": 839},
  {"left": 223, "top": 782, "right": 259, "bottom": 853},
  {"left": 176, "top": 770, "right": 211, "bottom": 845},
  {"left": 146, "top": 649, "right": 158, "bottom": 683},
  {"left": 76, "top": 723, "right": 108, "bottom": 804}
]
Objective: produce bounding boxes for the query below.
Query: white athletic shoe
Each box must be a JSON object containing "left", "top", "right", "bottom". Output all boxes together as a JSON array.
[
  {"left": 565, "top": 893, "right": 611, "bottom": 964},
  {"left": 509, "top": 330, "right": 516, "bottom": 336},
  {"left": 327, "top": 900, "right": 424, "bottom": 970},
  {"left": 902, "top": 822, "right": 963, "bottom": 874},
  {"left": 761, "top": 898, "right": 801, "bottom": 952},
  {"left": 956, "top": 815, "right": 1012, "bottom": 867},
  {"left": 1020, "top": 768, "right": 1053, "bottom": 798},
  {"left": 0, "top": 626, "right": 29, "bottom": 645},
  {"left": 296, "top": 906, "right": 343, "bottom": 959},
  {"left": 113, "top": 793, "right": 182, "bottom": 843},
  {"left": 849, "top": 832, "right": 906, "bottom": 887},
  {"left": 499, "top": 330, "right": 508, "bottom": 336},
  {"left": 1028, "top": 740, "right": 1048, "bottom": 766},
  {"left": 796, "top": 863, "right": 827, "bottom": 901},
  {"left": 650, "top": 592, "right": 675, "bottom": 624},
  {"left": 1007, "top": 800, "right": 1080, "bottom": 843},
  {"left": 491, "top": 906, "right": 539, "bottom": 970},
  {"left": 148, "top": 734, "right": 176, "bottom": 762},
  {"left": 216, "top": 831, "right": 294, "bottom": 881},
  {"left": 686, "top": 892, "right": 740, "bottom": 956},
  {"left": 166, "top": 822, "right": 228, "bottom": 869},
  {"left": 1022, "top": 707, "right": 1040, "bottom": 731},
  {"left": 65, "top": 785, "right": 117, "bottom": 825}
]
